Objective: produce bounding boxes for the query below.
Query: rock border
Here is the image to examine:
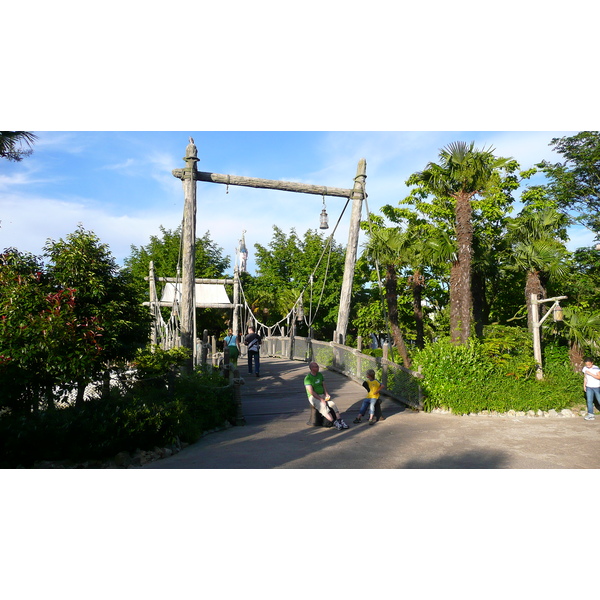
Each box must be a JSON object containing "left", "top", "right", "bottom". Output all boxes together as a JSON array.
[{"left": 428, "top": 408, "right": 588, "bottom": 418}]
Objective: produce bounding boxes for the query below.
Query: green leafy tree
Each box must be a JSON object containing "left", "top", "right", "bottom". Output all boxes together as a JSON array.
[
  {"left": 44, "top": 226, "right": 151, "bottom": 405},
  {"left": 362, "top": 226, "right": 412, "bottom": 367},
  {"left": 0, "top": 131, "right": 38, "bottom": 162},
  {"left": 505, "top": 207, "right": 570, "bottom": 333},
  {"left": 538, "top": 131, "right": 600, "bottom": 234},
  {"left": 124, "top": 226, "right": 230, "bottom": 286},
  {"left": 552, "top": 307, "right": 600, "bottom": 369},
  {"left": 0, "top": 250, "right": 71, "bottom": 412},
  {"left": 124, "top": 226, "right": 231, "bottom": 338},
  {"left": 250, "top": 227, "right": 347, "bottom": 339},
  {"left": 563, "top": 247, "right": 600, "bottom": 308}
]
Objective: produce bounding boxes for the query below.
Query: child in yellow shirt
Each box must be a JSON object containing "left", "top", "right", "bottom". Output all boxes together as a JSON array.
[{"left": 353, "top": 369, "right": 385, "bottom": 425}]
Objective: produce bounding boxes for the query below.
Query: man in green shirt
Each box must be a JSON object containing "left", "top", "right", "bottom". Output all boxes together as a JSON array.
[{"left": 304, "top": 362, "right": 349, "bottom": 430}]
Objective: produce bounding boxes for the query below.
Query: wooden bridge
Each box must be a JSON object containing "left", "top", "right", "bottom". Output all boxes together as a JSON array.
[{"left": 236, "top": 356, "right": 406, "bottom": 422}]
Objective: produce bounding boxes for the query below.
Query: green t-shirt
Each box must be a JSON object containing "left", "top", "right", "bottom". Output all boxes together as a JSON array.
[{"left": 304, "top": 372, "right": 325, "bottom": 398}]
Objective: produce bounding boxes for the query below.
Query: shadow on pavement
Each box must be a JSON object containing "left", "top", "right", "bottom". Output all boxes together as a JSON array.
[{"left": 401, "top": 449, "right": 510, "bottom": 469}]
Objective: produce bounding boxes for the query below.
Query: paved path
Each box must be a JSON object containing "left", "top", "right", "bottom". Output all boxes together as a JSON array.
[{"left": 145, "top": 357, "right": 600, "bottom": 469}]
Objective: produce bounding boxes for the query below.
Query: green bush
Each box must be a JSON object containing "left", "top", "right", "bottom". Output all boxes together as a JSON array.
[
  {"left": 413, "top": 334, "right": 582, "bottom": 414},
  {"left": 0, "top": 361, "right": 236, "bottom": 468}
]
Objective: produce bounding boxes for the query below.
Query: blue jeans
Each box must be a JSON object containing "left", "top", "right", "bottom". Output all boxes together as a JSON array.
[
  {"left": 358, "top": 397, "right": 377, "bottom": 416},
  {"left": 586, "top": 386, "right": 600, "bottom": 414},
  {"left": 248, "top": 351, "right": 260, "bottom": 374}
]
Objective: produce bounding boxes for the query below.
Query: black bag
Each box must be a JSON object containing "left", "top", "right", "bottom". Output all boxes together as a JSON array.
[{"left": 374, "top": 399, "right": 383, "bottom": 421}]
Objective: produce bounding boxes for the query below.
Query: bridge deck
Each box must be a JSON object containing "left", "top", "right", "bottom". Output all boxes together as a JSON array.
[{"left": 236, "top": 356, "right": 401, "bottom": 421}]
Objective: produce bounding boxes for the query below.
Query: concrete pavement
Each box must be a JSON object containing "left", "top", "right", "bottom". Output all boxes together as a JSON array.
[{"left": 144, "top": 357, "right": 600, "bottom": 469}]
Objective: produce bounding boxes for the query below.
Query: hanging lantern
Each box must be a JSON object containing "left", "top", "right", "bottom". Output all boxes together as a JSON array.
[
  {"left": 319, "top": 208, "right": 329, "bottom": 229},
  {"left": 553, "top": 303, "right": 564, "bottom": 322},
  {"left": 319, "top": 195, "right": 329, "bottom": 229}
]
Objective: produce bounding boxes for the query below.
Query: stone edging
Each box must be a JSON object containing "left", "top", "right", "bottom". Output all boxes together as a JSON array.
[{"left": 428, "top": 408, "right": 588, "bottom": 418}]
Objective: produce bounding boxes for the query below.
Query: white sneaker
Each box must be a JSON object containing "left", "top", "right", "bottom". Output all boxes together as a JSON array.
[
  {"left": 334, "top": 419, "right": 344, "bottom": 430},
  {"left": 584, "top": 413, "right": 595, "bottom": 421},
  {"left": 339, "top": 419, "right": 349, "bottom": 429}
]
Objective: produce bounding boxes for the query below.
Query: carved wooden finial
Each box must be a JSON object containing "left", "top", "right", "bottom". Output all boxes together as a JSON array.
[{"left": 185, "top": 137, "right": 198, "bottom": 160}]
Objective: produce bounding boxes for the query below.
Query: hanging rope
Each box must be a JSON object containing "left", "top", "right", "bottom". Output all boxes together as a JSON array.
[{"left": 237, "top": 195, "right": 351, "bottom": 334}]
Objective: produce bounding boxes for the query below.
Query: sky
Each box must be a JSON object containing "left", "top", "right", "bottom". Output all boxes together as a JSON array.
[{"left": 1, "top": 130, "right": 594, "bottom": 277}]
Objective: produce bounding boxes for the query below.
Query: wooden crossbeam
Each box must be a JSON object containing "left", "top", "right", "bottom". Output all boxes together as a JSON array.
[{"left": 172, "top": 169, "right": 353, "bottom": 198}]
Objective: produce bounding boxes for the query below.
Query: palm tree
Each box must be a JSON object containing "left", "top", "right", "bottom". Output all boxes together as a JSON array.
[
  {"left": 0, "top": 131, "right": 38, "bottom": 162},
  {"left": 557, "top": 307, "right": 600, "bottom": 370},
  {"left": 506, "top": 208, "right": 570, "bottom": 333},
  {"left": 407, "top": 142, "right": 510, "bottom": 344},
  {"left": 364, "top": 227, "right": 412, "bottom": 368}
]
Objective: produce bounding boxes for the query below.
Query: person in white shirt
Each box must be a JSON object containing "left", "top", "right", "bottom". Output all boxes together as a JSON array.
[{"left": 582, "top": 357, "right": 600, "bottom": 421}]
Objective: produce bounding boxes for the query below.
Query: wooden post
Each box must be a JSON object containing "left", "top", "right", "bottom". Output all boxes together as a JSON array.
[
  {"left": 289, "top": 307, "right": 295, "bottom": 360},
  {"left": 173, "top": 139, "right": 199, "bottom": 371},
  {"left": 233, "top": 266, "right": 240, "bottom": 341},
  {"left": 382, "top": 342, "right": 389, "bottom": 388},
  {"left": 335, "top": 159, "right": 366, "bottom": 344},
  {"left": 201, "top": 329, "right": 209, "bottom": 366},
  {"left": 149, "top": 261, "right": 158, "bottom": 346},
  {"left": 531, "top": 293, "right": 543, "bottom": 380},
  {"left": 211, "top": 335, "right": 217, "bottom": 366},
  {"left": 531, "top": 294, "right": 567, "bottom": 381}
]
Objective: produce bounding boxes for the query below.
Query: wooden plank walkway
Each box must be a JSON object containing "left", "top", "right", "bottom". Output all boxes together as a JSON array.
[{"left": 236, "top": 356, "right": 401, "bottom": 422}]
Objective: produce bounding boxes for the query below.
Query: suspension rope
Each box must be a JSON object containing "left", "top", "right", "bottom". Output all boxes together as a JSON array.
[{"left": 237, "top": 196, "right": 351, "bottom": 334}]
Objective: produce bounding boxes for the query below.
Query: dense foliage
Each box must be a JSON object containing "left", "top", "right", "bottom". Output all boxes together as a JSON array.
[
  {"left": 123, "top": 226, "right": 231, "bottom": 338},
  {"left": 413, "top": 332, "right": 582, "bottom": 414},
  {"left": 0, "top": 227, "right": 151, "bottom": 412},
  {"left": 0, "top": 347, "right": 236, "bottom": 468},
  {"left": 241, "top": 226, "right": 350, "bottom": 339}
]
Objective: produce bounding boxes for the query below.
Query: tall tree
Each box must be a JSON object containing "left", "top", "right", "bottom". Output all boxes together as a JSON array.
[
  {"left": 363, "top": 227, "right": 412, "bottom": 367},
  {"left": 0, "top": 131, "right": 38, "bottom": 162},
  {"left": 251, "top": 227, "right": 347, "bottom": 339},
  {"left": 124, "top": 226, "right": 231, "bottom": 338},
  {"left": 505, "top": 207, "right": 570, "bottom": 333},
  {"left": 406, "top": 142, "right": 511, "bottom": 344},
  {"left": 538, "top": 131, "right": 600, "bottom": 234},
  {"left": 44, "top": 226, "right": 151, "bottom": 405}
]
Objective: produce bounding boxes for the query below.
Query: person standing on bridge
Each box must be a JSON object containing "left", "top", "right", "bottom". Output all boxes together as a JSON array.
[
  {"left": 244, "top": 327, "right": 261, "bottom": 377},
  {"left": 223, "top": 328, "right": 240, "bottom": 367},
  {"left": 582, "top": 356, "right": 600, "bottom": 421},
  {"left": 304, "top": 362, "right": 349, "bottom": 430}
]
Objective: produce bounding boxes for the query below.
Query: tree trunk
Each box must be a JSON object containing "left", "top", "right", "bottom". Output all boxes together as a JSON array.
[
  {"left": 410, "top": 269, "right": 425, "bottom": 349},
  {"left": 384, "top": 265, "right": 411, "bottom": 368},
  {"left": 569, "top": 341, "right": 584, "bottom": 372},
  {"left": 453, "top": 192, "right": 474, "bottom": 345},
  {"left": 471, "top": 268, "right": 487, "bottom": 339},
  {"left": 449, "top": 261, "right": 461, "bottom": 341},
  {"left": 75, "top": 380, "right": 86, "bottom": 408},
  {"left": 525, "top": 270, "right": 546, "bottom": 334}
]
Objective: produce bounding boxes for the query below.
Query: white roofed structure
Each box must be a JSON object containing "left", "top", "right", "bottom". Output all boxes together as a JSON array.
[{"left": 160, "top": 282, "right": 233, "bottom": 309}]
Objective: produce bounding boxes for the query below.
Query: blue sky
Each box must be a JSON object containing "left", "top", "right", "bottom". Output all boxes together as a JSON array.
[{"left": 2, "top": 130, "right": 594, "bottom": 276}]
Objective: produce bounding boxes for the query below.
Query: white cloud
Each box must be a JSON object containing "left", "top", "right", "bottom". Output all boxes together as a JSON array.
[
  {"left": 99, "top": 158, "right": 137, "bottom": 171},
  {"left": 1, "top": 193, "right": 181, "bottom": 264}
]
